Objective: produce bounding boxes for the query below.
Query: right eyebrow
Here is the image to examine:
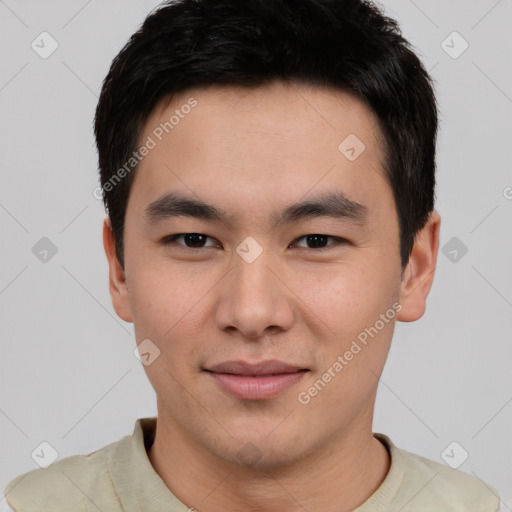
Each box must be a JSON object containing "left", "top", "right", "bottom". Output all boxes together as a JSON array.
[{"left": 144, "top": 193, "right": 231, "bottom": 225}]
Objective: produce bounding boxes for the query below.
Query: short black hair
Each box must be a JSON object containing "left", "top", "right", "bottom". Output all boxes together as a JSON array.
[{"left": 94, "top": 0, "right": 438, "bottom": 271}]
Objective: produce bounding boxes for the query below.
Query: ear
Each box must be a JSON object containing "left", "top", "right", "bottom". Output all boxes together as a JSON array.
[
  {"left": 102, "top": 216, "right": 133, "bottom": 323},
  {"left": 397, "top": 210, "right": 441, "bottom": 322}
]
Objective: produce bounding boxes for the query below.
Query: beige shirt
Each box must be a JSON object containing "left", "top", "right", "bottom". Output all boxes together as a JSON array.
[{"left": 4, "top": 417, "right": 501, "bottom": 511}]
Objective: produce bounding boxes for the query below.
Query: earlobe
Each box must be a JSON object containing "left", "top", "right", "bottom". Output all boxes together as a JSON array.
[
  {"left": 396, "top": 210, "right": 441, "bottom": 322},
  {"left": 102, "top": 216, "right": 134, "bottom": 323}
]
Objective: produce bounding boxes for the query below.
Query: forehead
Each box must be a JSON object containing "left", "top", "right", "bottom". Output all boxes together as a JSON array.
[
  {"left": 128, "top": 81, "right": 393, "bottom": 228},
  {"left": 151, "top": 81, "right": 383, "bottom": 146}
]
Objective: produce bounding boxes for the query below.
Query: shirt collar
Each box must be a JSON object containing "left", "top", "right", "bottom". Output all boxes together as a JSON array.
[{"left": 108, "top": 417, "right": 191, "bottom": 511}]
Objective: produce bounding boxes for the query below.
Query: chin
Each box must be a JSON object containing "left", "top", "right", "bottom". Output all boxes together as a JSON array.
[{"left": 206, "top": 432, "right": 312, "bottom": 471}]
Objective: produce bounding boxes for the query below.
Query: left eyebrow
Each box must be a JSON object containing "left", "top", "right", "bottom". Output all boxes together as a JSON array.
[
  {"left": 272, "top": 192, "right": 368, "bottom": 226},
  {"left": 144, "top": 191, "right": 369, "bottom": 227}
]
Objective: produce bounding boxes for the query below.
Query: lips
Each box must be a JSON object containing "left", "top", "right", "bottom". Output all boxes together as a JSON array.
[
  {"left": 205, "top": 359, "right": 306, "bottom": 376},
  {"left": 204, "top": 360, "right": 309, "bottom": 400}
]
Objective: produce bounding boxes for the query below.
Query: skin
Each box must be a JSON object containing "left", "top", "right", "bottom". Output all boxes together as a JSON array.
[{"left": 103, "top": 81, "right": 440, "bottom": 512}]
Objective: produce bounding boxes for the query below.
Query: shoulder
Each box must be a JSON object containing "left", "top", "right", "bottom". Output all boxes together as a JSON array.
[
  {"left": 393, "top": 441, "right": 500, "bottom": 511},
  {"left": 3, "top": 434, "right": 131, "bottom": 512}
]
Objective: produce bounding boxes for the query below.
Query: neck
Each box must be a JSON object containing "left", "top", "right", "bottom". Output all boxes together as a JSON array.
[{"left": 147, "top": 408, "right": 390, "bottom": 512}]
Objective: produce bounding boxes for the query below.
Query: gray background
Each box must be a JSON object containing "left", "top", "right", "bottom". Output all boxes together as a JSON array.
[{"left": 1, "top": 0, "right": 511, "bottom": 506}]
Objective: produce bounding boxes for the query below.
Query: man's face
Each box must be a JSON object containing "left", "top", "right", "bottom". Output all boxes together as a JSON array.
[{"left": 113, "top": 82, "right": 407, "bottom": 467}]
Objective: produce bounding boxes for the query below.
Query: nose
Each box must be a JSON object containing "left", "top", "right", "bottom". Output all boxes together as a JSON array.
[{"left": 214, "top": 248, "right": 295, "bottom": 340}]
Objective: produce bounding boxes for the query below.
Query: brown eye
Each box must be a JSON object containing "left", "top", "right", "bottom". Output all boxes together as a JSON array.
[
  {"left": 163, "top": 233, "right": 217, "bottom": 248},
  {"left": 292, "top": 235, "right": 346, "bottom": 249}
]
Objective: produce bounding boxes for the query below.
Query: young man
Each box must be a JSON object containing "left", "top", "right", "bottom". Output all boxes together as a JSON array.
[{"left": 4, "top": 0, "right": 502, "bottom": 510}]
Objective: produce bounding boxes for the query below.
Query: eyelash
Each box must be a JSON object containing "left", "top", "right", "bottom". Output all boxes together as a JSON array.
[{"left": 161, "top": 233, "right": 348, "bottom": 251}]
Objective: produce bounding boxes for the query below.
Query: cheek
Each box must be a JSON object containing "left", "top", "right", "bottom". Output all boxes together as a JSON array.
[
  {"left": 128, "top": 259, "right": 212, "bottom": 338},
  {"left": 127, "top": 260, "right": 224, "bottom": 392},
  {"left": 296, "top": 270, "right": 397, "bottom": 424},
  {"left": 295, "top": 262, "right": 383, "bottom": 329},
  {"left": 128, "top": 264, "right": 209, "bottom": 393},
  {"left": 296, "top": 261, "right": 398, "bottom": 368}
]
